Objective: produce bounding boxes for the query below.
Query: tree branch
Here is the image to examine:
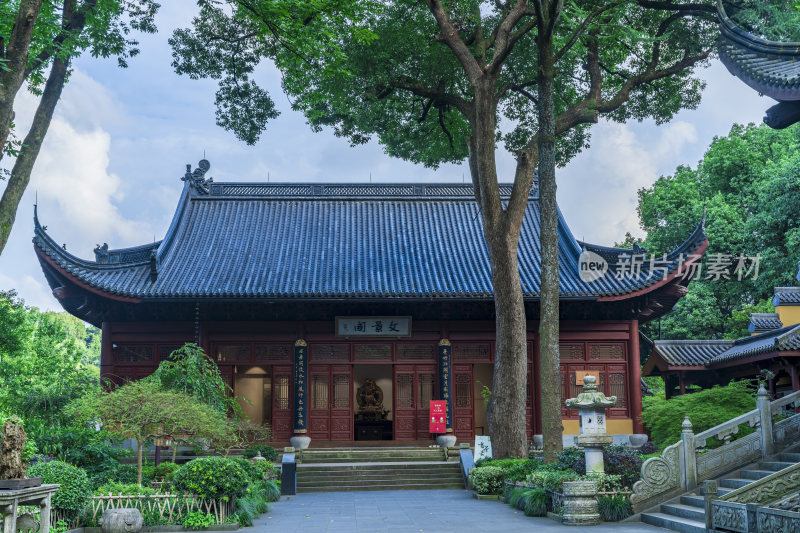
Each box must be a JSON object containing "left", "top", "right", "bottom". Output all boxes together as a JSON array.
[
  {"left": 554, "top": 1, "right": 621, "bottom": 63},
  {"left": 423, "top": 0, "right": 483, "bottom": 83}
]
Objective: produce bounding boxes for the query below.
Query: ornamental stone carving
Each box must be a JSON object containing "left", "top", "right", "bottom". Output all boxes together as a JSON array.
[
  {"left": 757, "top": 507, "right": 800, "bottom": 533},
  {"left": 98, "top": 509, "right": 143, "bottom": 533},
  {"left": 630, "top": 440, "right": 680, "bottom": 507},
  {"left": 711, "top": 502, "right": 749, "bottom": 533},
  {"left": 561, "top": 480, "right": 600, "bottom": 526}
]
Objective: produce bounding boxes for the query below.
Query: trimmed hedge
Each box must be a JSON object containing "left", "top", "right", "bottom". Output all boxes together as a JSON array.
[
  {"left": 470, "top": 466, "right": 504, "bottom": 495},
  {"left": 28, "top": 460, "right": 91, "bottom": 512},
  {"left": 172, "top": 457, "right": 250, "bottom": 500}
]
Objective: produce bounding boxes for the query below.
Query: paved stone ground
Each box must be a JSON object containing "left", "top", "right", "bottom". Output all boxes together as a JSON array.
[{"left": 236, "top": 489, "right": 670, "bottom": 533}]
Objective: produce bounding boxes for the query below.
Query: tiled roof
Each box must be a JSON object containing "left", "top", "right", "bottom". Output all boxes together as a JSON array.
[
  {"left": 717, "top": 6, "right": 800, "bottom": 101},
  {"left": 711, "top": 324, "right": 800, "bottom": 363},
  {"left": 774, "top": 287, "right": 800, "bottom": 306},
  {"left": 748, "top": 312, "right": 783, "bottom": 333},
  {"left": 652, "top": 340, "right": 733, "bottom": 367},
  {"left": 34, "top": 180, "right": 706, "bottom": 301}
]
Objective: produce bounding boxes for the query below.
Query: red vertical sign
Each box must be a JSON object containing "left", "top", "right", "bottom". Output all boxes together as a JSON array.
[{"left": 430, "top": 400, "right": 446, "bottom": 434}]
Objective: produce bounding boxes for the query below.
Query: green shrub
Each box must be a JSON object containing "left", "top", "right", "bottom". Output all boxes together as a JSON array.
[
  {"left": 232, "top": 457, "right": 263, "bottom": 482},
  {"left": 470, "top": 466, "right": 504, "bottom": 495},
  {"left": 521, "top": 488, "right": 548, "bottom": 516},
  {"left": 598, "top": 494, "right": 633, "bottom": 521},
  {"left": 526, "top": 467, "right": 580, "bottom": 491},
  {"left": 255, "top": 460, "right": 280, "bottom": 481},
  {"left": 243, "top": 445, "right": 277, "bottom": 461},
  {"left": 94, "top": 482, "right": 157, "bottom": 496},
  {"left": 258, "top": 480, "right": 281, "bottom": 502},
  {"left": 556, "top": 447, "right": 584, "bottom": 472},
  {"left": 172, "top": 457, "right": 250, "bottom": 500},
  {"left": 154, "top": 462, "right": 180, "bottom": 481},
  {"left": 478, "top": 458, "right": 541, "bottom": 482},
  {"left": 182, "top": 511, "right": 215, "bottom": 530},
  {"left": 583, "top": 473, "right": 624, "bottom": 492},
  {"left": 642, "top": 380, "right": 756, "bottom": 448},
  {"left": 28, "top": 461, "right": 91, "bottom": 512}
]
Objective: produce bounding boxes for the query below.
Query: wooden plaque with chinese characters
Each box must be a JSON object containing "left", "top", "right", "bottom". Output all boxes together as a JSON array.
[{"left": 575, "top": 370, "right": 600, "bottom": 386}]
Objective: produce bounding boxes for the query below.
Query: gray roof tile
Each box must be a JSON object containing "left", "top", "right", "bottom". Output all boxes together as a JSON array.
[
  {"left": 652, "top": 340, "right": 733, "bottom": 367},
  {"left": 748, "top": 312, "right": 783, "bottom": 333}
]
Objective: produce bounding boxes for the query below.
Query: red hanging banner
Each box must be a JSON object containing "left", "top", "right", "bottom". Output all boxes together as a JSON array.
[{"left": 429, "top": 400, "right": 447, "bottom": 434}]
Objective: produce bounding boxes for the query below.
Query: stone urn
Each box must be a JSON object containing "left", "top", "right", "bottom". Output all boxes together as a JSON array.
[
  {"left": 99, "top": 508, "right": 143, "bottom": 533},
  {"left": 290, "top": 435, "right": 311, "bottom": 450},
  {"left": 562, "top": 480, "right": 600, "bottom": 526},
  {"left": 565, "top": 375, "right": 617, "bottom": 474},
  {"left": 436, "top": 433, "right": 457, "bottom": 448},
  {"left": 532, "top": 435, "right": 544, "bottom": 449},
  {"left": 629, "top": 434, "right": 649, "bottom": 448}
]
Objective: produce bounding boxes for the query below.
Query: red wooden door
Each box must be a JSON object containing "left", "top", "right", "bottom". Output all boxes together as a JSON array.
[
  {"left": 416, "top": 366, "right": 436, "bottom": 439},
  {"left": 330, "top": 365, "right": 353, "bottom": 440},
  {"left": 309, "top": 366, "right": 330, "bottom": 439},
  {"left": 394, "top": 365, "right": 416, "bottom": 440},
  {"left": 453, "top": 364, "right": 474, "bottom": 441},
  {"left": 271, "top": 365, "right": 292, "bottom": 441}
]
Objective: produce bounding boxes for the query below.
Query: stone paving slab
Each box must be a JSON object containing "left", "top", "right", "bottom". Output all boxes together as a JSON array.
[{"left": 215, "top": 489, "right": 671, "bottom": 533}]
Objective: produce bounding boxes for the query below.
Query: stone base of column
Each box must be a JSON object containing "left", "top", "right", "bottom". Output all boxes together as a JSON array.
[
  {"left": 290, "top": 435, "right": 311, "bottom": 450},
  {"left": 562, "top": 480, "right": 600, "bottom": 526}
]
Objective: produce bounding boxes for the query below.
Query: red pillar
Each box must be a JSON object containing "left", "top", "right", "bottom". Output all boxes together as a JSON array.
[
  {"left": 679, "top": 374, "right": 686, "bottom": 395},
  {"left": 100, "top": 321, "right": 113, "bottom": 386},
  {"left": 630, "top": 320, "right": 644, "bottom": 434},
  {"left": 791, "top": 365, "right": 799, "bottom": 392}
]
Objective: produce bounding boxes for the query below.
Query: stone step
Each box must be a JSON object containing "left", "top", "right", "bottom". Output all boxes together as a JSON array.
[
  {"left": 298, "top": 474, "right": 463, "bottom": 485},
  {"left": 298, "top": 482, "right": 465, "bottom": 493},
  {"left": 298, "top": 471, "right": 463, "bottom": 482},
  {"left": 641, "top": 512, "right": 706, "bottom": 533},
  {"left": 717, "top": 487, "right": 734, "bottom": 496},
  {"left": 720, "top": 478, "right": 752, "bottom": 489},
  {"left": 298, "top": 461, "right": 454, "bottom": 471},
  {"left": 778, "top": 452, "right": 800, "bottom": 463},
  {"left": 680, "top": 494, "right": 705, "bottom": 508},
  {"left": 661, "top": 503, "right": 705, "bottom": 521},
  {"left": 740, "top": 469, "right": 775, "bottom": 480},
  {"left": 301, "top": 455, "right": 445, "bottom": 463},
  {"left": 758, "top": 461, "right": 795, "bottom": 471}
]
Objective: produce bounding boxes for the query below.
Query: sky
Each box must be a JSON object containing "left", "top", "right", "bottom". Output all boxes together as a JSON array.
[{"left": 0, "top": 3, "right": 769, "bottom": 311}]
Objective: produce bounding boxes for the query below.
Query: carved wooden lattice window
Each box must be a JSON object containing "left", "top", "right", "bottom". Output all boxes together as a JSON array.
[
  {"left": 453, "top": 344, "right": 490, "bottom": 361},
  {"left": 560, "top": 343, "right": 585, "bottom": 361},
  {"left": 455, "top": 374, "right": 472, "bottom": 408},
  {"left": 609, "top": 371, "right": 627, "bottom": 408},
  {"left": 354, "top": 344, "right": 392, "bottom": 361},
  {"left": 254, "top": 344, "right": 292, "bottom": 362},
  {"left": 568, "top": 371, "right": 582, "bottom": 401},
  {"left": 333, "top": 374, "right": 350, "bottom": 408},
  {"left": 116, "top": 345, "right": 153, "bottom": 362},
  {"left": 396, "top": 374, "right": 414, "bottom": 408},
  {"left": 274, "top": 375, "right": 290, "bottom": 410},
  {"left": 589, "top": 344, "right": 625, "bottom": 360},
  {"left": 397, "top": 344, "right": 436, "bottom": 361},
  {"left": 419, "top": 373, "right": 435, "bottom": 406},
  {"left": 312, "top": 374, "right": 329, "bottom": 409},
  {"left": 310, "top": 344, "right": 349, "bottom": 361},
  {"left": 216, "top": 344, "right": 250, "bottom": 362},
  {"left": 157, "top": 344, "right": 183, "bottom": 361}
]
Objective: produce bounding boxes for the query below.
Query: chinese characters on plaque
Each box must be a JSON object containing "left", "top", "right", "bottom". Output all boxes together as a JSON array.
[{"left": 336, "top": 316, "right": 411, "bottom": 337}]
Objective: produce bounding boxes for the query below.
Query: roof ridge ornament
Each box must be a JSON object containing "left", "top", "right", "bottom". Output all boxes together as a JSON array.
[{"left": 182, "top": 159, "right": 213, "bottom": 194}]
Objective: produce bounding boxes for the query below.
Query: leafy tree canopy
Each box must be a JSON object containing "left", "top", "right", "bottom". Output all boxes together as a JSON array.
[{"left": 635, "top": 123, "right": 800, "bottom": 340}]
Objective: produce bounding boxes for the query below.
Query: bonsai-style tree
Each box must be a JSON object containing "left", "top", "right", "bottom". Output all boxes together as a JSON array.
[{"left": 68, "top": 380, "right": 229, "bottom": 485}]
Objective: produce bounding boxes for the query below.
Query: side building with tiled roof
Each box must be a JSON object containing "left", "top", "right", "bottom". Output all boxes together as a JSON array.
[
  {"left": 34, "top": 161, "right": 708, "bottom": 445},
  {"left": 644, "top": 285, "right": 800, "bottom": 399}
]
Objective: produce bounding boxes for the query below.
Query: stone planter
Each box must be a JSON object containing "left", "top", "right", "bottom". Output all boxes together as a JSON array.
[
  {"left": 436, "top": 434, "right": 457, "bottom": 448},
  {"left": 561, "top": 480, "right": 600, "bottom": 526},
  {"left": 629, "top": 434, "right": 648, "bottom": 448},
  {"left": 289, "top": 436, "right": 311, "bottom": 450}
]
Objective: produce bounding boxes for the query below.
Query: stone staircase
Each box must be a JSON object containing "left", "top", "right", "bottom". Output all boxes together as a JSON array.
[
  {"left": 641, "top": 451, "right": 800, "bottom": 533},
  {"left": 296, "top": 447, "right": 465, "bottom": 492}
]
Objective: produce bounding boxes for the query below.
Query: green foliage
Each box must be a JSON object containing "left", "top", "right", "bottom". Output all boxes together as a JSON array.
[
  {"left": 508, "top": 487, "right": 548, "bottom": 517},
  {"left": 470, "top": 466, "right": 504, "bottom": 495},
  {"left": 598, "top": 494, "right": 633, "bottom": 521},
  {"left": 172, "top": 457, "right": 250, "bottom": 500},
  {"left": 637, "top": 123, "right": 800, "bottom": 342},
  {"left": 94, "top": 482, "right": 157, "bottom": 496},
  {"left": 28, "top": 460, "right": 91, "bottom": 512},
  {"left": 642, "top": 380, "right": 756, "bottom": 448},
  {"left": 231, "top": 457, "right": 262, "bottom": 483},
  {"left": 476, "top": 458, "right": 541, "bottom": 482},
  {"left": 556, "top": 447, "right": 585, "bottom": 472},
  {"left": 261, "top": 480, "right": 281, "bottom": 503},
  {"left": 182, "top": 511, "right": 216, "bottom": 530},
  {"left": 154, "top": 462, "right": 180, "bottom": 482},
  {"left": 526, "top": 466, "right": 580, "bottom": 491},
  {"left": 243, "top": 445, "right": 277, "bottom": 461},
  {"left": 148, "top": 344, "right": 237, "bottom": 415}
]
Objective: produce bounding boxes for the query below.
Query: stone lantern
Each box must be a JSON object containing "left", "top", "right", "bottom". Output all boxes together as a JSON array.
[{"left": 565, "top": 375, "right": 617, "bottom": 474}]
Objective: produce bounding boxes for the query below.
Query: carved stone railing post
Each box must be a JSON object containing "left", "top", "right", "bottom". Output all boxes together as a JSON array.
[
  {"left": 757, "top": 385, "right": 774, "bottom": 458},
  {"left": 703, "top": 480, "right": 717, "bottom": 530},
  {"left": 681, "top": 416, "right": 697, "bottom": 490}
]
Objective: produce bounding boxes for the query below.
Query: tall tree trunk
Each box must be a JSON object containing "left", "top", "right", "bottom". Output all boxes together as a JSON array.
[
  {"left": 0, "top": 55, "right": 68, "bottom": 254},
  {"left": 537, "top": 28, "right": 563, "bottom": 463},
  {"left": 137, "top": 440, "right": 144, "bottom": 486},
  {"left": 0, "top": 0, "right": 45, "bottom": 161},
  {"left": 470, "top": 80, "right": 528, "bottom": 459}
]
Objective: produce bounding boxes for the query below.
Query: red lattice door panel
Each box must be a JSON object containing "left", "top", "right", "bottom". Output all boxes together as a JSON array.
[
  {"left": 330, "top": 366, "right": 353, "bottom": 440},
  {"left": 453, "top": 364, "right": 474, "bottom": 441},
  {"left": 394, "top": 365, "right": 416, "bottom": 440},
  {"left": 271, "top": 366, "right": 292, "bottom": 441},
  {"left": 416, "top": 367, "right": 436, "bottom": 440}
]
